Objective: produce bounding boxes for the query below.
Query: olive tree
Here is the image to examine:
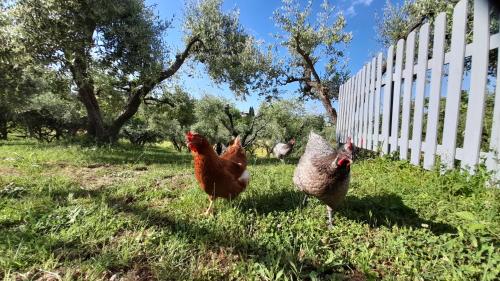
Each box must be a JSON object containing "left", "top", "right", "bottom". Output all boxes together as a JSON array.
[
  {"left": 263, "top": 0, "right": 352, "bottom": 124},
  {"left": 14, "top": 0, "right": 268, "bottom": 142},
  {"left": 192, "top": 95, "right": 266, "bottom": 147}
]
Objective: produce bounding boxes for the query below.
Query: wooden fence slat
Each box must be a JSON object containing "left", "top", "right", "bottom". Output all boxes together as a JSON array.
[
  {"left": 400, "top": 31, "right": 416, "bottom": 160},
  {"left": 363, "top": 62, "right": 371, "bottom": 148},
  {"left": 339, "top": 82, "right": 346, "bottom": 142},
  {"left": 373, "top": 53, "right": 383, "bottom": 151},
  {"left": 441, "top": 0, "right": 468, "bottom": 170},
  {"left": 337, "top": 84, "right": 344, "bottom": 141},
  {"left": 367, "top": 56, "right": 377, "bottom": 150},
  {"left": 410, "top": 23, "right": 430, "bottom": 165},
  {"left": 352, "top": 72, "right": 360, "bottom": 141},
  {"left": 355, "top": 70, "right": 362, "bottom": 145},
  {"left": 488, "top": 23, "right": 500, "bottom": 182},
  {"left": 336, "top": 85, "right": 341, "bottom": 140},
  {"left": 381, "top": 45, "right": 394, "bottom": 154},
  {"left": 343, "top": 83, "right": 348, "bottom": 141},
  {"left": 390, "top": 39, "right": 405, "bottom": 153},
  {"left": 350, "top": 74, "right": 358, "bottom": 139},
  {"left": 423, "top": 13, "right": 446, "bottom": 170},
  {"left": 360, "top": 65, "right": 367, "bottom": 147},
  {"left": 344, "top": 79, "right": 352, "bottom": 142},
  {"left": 462, "top": 0, "right": 490, "bottom": 171}
]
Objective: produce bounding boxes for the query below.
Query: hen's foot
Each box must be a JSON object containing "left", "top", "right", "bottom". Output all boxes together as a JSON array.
[{"left": 203, "top": 199, "right": 214, "bottom": 216}]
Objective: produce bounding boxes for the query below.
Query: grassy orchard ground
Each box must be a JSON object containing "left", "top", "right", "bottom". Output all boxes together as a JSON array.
[{"left": 0, "top": 140, "right": 499, "bottom": 280}]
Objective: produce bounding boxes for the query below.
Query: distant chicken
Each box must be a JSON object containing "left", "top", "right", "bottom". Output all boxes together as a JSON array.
[
  {"left": 186, "top": 132, "right": 249, "bottom": 215},
  {"left": 273, "top": 138, "right": 296, "bottom": 161},
  {"left": 293, "top": 132, "right": 353, "bottom": 227}
]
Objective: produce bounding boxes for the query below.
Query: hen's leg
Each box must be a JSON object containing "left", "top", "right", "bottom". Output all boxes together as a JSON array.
[
  {"left": 204, "top": 197, "right": 215, "bottom": 216},
  {"left": 326, "top": 206, "right": 333, "bottom": 228},
  {"left": 301, "top": 195, "right": 309, "bottom": 207}
]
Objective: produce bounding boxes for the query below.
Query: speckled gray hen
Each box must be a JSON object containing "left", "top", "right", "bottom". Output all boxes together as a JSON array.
[{"left": 293, "top": 132, "right": 353, "bottom": 226}]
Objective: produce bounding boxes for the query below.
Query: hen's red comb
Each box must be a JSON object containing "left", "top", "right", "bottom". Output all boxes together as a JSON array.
[{"left": 186, "top": 131, "right": 194, "bottom": 140}]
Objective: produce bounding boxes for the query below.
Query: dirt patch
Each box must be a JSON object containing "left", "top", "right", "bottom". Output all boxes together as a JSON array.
[
  {"left": 0, "top": 166, "right": 23, "bottom": 177},
  {"left": 102, "top": 256, "right": 157, "bottom": 281},
  {"left": 196, "top": 247, "right": 240, "bottom": 277},
  {"left": 50, "top": 165, "right": 148, "bottom": 190}
]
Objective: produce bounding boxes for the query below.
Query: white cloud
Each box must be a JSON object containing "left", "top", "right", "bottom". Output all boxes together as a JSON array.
[
  {"left": 343, "top": 0, "right": 374, "bottom": 17},
  {"left": 345, "top": 6, "right": 356, "bottom": 16},
  {"left": 356, "top": 0, "right": 374, "bottom": 6}
]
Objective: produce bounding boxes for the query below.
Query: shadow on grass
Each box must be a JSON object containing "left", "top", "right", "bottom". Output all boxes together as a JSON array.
[
  {"left": 236, "top": 189, "right": 304, "bottom": 214},
  {"left": 248, "top": 157, "right": 299, "bottom": 166},
  {"left": 83, "top": 145, "right": 193, "bottom": 166},
  {"left": 340, "top": 193, "right": 457, "bottom": 235}
]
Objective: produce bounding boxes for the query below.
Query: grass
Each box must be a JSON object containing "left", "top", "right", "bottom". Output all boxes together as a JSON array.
[{"left": 0, "top": 139, "right": 499, "bottom": 280}]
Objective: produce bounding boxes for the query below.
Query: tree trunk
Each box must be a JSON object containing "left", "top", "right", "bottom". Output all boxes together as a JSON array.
[
  {"left": 0, "top": 119, "right": 7, "bottom": 140},
  {"left": 318, "top": 89, "right": 337, "bottom": 125},
  {"left": 78, "top": 84, "right": 109, "bottom": 142}
]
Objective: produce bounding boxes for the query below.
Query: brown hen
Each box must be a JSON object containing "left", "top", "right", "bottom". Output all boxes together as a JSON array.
[{"left": 186, "top": 132, "right": 249, "bottom": 215}]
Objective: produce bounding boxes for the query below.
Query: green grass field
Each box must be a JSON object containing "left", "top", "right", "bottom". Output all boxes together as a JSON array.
[{"left": 0, "top": 140, "right": 499, "bottom": 280}]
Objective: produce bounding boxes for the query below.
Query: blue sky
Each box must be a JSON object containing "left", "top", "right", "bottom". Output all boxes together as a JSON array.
[{"left": 145, "top": 0, "right": 399, "bottom": 114}]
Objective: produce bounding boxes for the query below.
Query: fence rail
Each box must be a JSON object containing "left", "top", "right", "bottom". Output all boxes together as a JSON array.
[{"left": 336, "top": 0, "right": 500, "bottom": 182}]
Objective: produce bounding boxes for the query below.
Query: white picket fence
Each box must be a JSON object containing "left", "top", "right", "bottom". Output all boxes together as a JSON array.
[{"left": 336, "top": 0, "right": 500, "bottom": 180}]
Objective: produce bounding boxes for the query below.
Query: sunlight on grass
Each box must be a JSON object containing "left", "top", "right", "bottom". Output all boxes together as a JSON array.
[{"left": 0, "top": 141, "right": 499, "bottom": 280}]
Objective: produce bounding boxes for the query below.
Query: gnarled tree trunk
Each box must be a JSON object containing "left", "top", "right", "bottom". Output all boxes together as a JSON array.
[{"left": 70, "top": 36, "right": 201, "bottom": 143}]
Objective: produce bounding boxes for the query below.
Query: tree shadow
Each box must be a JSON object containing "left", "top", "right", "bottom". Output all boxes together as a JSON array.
[
  {"left": 84, "top": 145, "right": 193, "bottom": 165},
  {"left": 248, "top": 157, "right": 300, "bottom": 166},
  {"left": 236, "top": 188, "right": 304, "bottom": 214},
  {"left": 340, "top": 194, "right": 457, "bottom": 235}
]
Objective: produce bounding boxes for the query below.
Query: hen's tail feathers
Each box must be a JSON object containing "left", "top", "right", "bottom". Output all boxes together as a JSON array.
[{"left": 233, "top": 136, "right": 242, "bottom": 147}]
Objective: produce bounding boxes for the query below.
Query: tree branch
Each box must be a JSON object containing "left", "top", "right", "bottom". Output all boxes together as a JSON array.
[
  {"left": 110, "top": 35, "right": 203, "bottom": 135},
  {"left": 293, "top": 35, "right": 322, "bottom": 85},
  {"left": 143, "top": 96, "right": 175, "bottom": 107}
]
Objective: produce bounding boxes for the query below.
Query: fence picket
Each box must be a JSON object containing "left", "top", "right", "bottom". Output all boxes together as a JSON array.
[
  {"left": 345, "top": 78, "right": 352, "bottom": 141},
  {"left": 363, "top": 62, "right": 371, "bottom": 148},
  {"left": 441, "top": 0, "right": 468, "bottom": 170},
  {"left": 381, "top": 46, "right": 394, "bottom": 154},
  {"left": 488, "top": 27, "right": 500, "bottom": 182},
  {"left": 400, "top": 31, "right": 415, "bottom": 160},
  {"left": 410, "top": 23, "right": 430, "bottom": 165},
  {"left": 373, "top": 53, "right": 383, "bottom": 151},
  {"left": 356, "top": 65, "right": 366, "bottom": 147},
  {"left": 423, "top": 13, "right": 446, "bottom": 170},
  {"left": 341, "top": 84, "right": 347, "bottom": 141},
  {"left": 367, "top": 57, "right": 377, "bottom": 150},
  {"left": 390, "top": 39, "right": 405, "bottom": 153},
  {"left": 462, "top": 0, "right": 490, "bottom": 171},
  {"left": 336, "top": 0, "right": 498, "bottom": 180},
  {"left": 350, "top": 74, "right": 358, "bottom": 139},
  {"left": 337, "top": 84, "right": 344, "bottom": 141},
  {"left": 353, "top": 72, "right": 360, "bottom": 141}
]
